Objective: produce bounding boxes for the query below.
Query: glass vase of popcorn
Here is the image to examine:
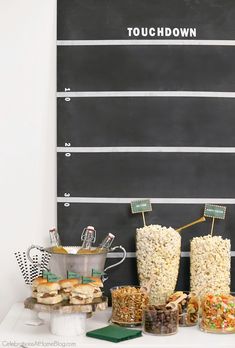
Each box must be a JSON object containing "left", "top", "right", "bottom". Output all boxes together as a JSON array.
[
  {"left": 136, "top": 224, "right": 181, "bottom": 305},
  {"left": 190, "top": 235, "right": 231, "bottom": 298}
]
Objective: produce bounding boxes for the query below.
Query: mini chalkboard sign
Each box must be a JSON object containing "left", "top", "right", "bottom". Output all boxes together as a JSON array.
[
  {"left": 204, "top": 204, "right": 227, "bottom": 236},
  {"left": 82, "top": 276, "right": 95, "bottom": 284},
  {"left": 130, "top": 199, "right": 152, "bottom": 226},
  {"left": 92, "top": 269, "right": 105, "bottom": 277},
  {"left": 47, "top": 273, "right": 62, "bottom": 282},
  {"left": 42, "top": 270, "right": 53, "bottom": 279},
  {"left": 67, "top": 271, "right": 81, "bottom": 279}
]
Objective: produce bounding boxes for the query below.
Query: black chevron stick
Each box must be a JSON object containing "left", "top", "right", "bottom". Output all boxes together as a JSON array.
[
  {"left": 23, "top": 252, "right": 30, "bottom": 285},
  {"left": 14, "top": 252, "right": 29, "bottom": 284}
]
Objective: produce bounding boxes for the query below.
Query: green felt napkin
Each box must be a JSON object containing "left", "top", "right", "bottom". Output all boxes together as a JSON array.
[{"left": 86, "top": 325, "right": 142, "bottom": 343}]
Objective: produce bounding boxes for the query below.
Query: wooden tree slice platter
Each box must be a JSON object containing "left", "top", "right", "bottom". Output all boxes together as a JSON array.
[{"left": 24, "top": 296, "right": 108, "bottom": 314}]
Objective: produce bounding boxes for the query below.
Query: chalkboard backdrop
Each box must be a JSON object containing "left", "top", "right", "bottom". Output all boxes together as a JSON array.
[{"left": 57, "top": 0, "right": 235, "bottom": 296}]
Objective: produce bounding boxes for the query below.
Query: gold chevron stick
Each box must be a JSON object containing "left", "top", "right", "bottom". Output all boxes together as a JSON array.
[{"left": 176, "top": 216, "right": 206, "bottom": 233}]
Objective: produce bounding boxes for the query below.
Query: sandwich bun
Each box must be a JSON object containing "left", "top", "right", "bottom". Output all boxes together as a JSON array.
[
  {"left": 72, "top": 284, "right": 94, "bottom": 297},
  {"left": 37, "top": 282, "right": 60, "bottom": 293},
  {"left": 70, "top": 296, "right": 93, "bottom": 305},
  {"left": 59, "top": 278, "right": 79, "bottom": 288},
  {"left": 32, "top": 277, "right": 48, "bottom": 298},
  {"left": 32, "top": 291, "right": 38, "bottom": 299},
  {"left": 89, "top": 277, "right": 103, "bottom": 288},
  {"left": 37, "top": 294, "right": 62, "bottom": 305},
  {"left": 32, "top": 277, "right": 48, "bottom": 288},
  {"left": 93, "top": 289, "right": 102, "bottom": 298},
  {"left": 60, "top": 291, "right": 70, "bottom": 301}
]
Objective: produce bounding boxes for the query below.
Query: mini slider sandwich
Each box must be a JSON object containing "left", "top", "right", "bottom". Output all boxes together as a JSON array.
[
  {"left": 89, "top": 277, "right": 103, "bottom": 298},
  {"left": 31, "top": 277, "right": 48, "bottom": 299},
  {"left": 59, "top": 278, "right": 80, "bottom": 300},
  {"left": 37, "top": 282, "right": 62, "bottom": 304},
  {"left": 70, "top": 284, "right": 95, "bottom": 305}
]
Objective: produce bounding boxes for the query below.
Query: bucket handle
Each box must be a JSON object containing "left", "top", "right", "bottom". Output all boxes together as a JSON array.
[
  {"left": 103, "top": 245, "right": 127, "bottom": 280},
  {"left": 26, "top": 244, "right": 46, "bottom": 269}
]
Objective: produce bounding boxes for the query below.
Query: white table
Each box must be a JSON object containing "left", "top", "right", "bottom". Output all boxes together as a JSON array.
[{"left": 0, "top": 303, "right": 234, "bottom": 348}]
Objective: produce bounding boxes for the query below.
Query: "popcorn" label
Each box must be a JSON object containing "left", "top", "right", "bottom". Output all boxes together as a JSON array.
[{"left": 204, "top": 204, "right": 226, "bottom": 220}]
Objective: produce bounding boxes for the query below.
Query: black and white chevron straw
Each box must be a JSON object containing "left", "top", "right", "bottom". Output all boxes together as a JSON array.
[
  {"left": 15, "top": 249, "right": 51, "bottom": 284},
  {"left": 23, "top": 252, "right": 30, "bottom": 284},
  {"left": 40, "top": 252, "right": 51, "bottom": 275},
  {"left": 14, "top": 252, "right": 30, "bottom": 284},
  {"left": 44, "top": 252, "right": 51, "bottom": 270},
  {"left": 30, "top": 255, "right": 39, "bottom": 283}
]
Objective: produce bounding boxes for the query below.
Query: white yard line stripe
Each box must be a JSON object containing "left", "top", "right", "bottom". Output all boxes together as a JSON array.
[
  {"left": 57, "top": 39, "right": 235, "bottom": 46},
  {"left": 57, "top": 147, "right": 235, "bottom": 153},
  {"left": 107, "top": 251, "right": 235, "bottom": 258},
  {"left": 57, "top": 91, "right": 235, "bottom": 98},
  {"left": 57, "top": 197, "right": 235, "bottom": 204},
  {"left": 107, "top": 252, "right": 136, "bottom": 258}
]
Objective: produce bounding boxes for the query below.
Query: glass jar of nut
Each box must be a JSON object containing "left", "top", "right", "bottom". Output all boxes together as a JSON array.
[{"left": 110, "top": 286, "right": 149, "bottom": 327}]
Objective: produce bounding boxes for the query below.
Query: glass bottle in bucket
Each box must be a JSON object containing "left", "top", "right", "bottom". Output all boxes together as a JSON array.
[
  {"left": 99, "top": 233, "right": 115, "bottom": 250},
  {"left": 49, "top": 228, "right": 61, "bottom": 247},
  {"left": 80, "top": 226, "right": 96, "bottom": 251},
  {"left": 49, "top": 228, "right": 68, "bottom": 253}
]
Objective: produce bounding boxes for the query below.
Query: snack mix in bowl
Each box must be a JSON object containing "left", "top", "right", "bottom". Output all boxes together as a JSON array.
[
  {"left": 110, "top": 286, "right": 149, "bottom": 326},
  {"left": 200, "top": 293, "right": 235, "bottom": 334},
  {"left": 167, "top": 291, "right": 199, "bottom": 326},
  {"left": 143, "top": 304, "right": 179, "bottom": 335}
]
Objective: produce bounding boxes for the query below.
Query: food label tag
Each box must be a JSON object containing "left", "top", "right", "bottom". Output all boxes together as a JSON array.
[
  {"left": 82, "top": 276, "right": 95, "bottom": 284},
  {"left": 131, "top": 199, "right": 152, "bottom": 214},
  {"left": 42, "top": 270, "right": 53, "bottom": 279},
  {"left": 67, "top": 271, "right": 81, "bottom": 279},
  {"left": 47, "top": 273, "right": 61, "bottom": 282},
  {"left": 92, "top": 269, "right": 105, "bottom": 277},
  {"left": 204, "top": 204, "right": 226, "bottom": 219}
]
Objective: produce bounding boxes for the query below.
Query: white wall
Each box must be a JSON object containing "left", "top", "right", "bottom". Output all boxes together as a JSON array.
[{"left": 0, "top": 0, "right": 56, "bottom": 322}]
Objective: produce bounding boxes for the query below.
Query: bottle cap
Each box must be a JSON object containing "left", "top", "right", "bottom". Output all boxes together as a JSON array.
[{"left": 87, "top": 225, "right": 95, "bottom": 230}]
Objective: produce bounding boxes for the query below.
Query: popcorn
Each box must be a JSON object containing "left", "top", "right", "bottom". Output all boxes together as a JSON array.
[
  {"left": 136, "top": 225, "right": 181, "bottom": 304},
  {"left": 190, "top": 235, "right": 231, "bottom": 297}
]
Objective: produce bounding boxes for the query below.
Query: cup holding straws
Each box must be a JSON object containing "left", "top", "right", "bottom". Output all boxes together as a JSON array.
[{"left": 14, "top": 250, "right": 51, "bottom": 326}]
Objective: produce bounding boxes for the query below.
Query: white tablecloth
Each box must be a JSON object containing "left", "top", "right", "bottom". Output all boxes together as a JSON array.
[{"left": 0, "top": 303, "right": 234, "bottom": 347}]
